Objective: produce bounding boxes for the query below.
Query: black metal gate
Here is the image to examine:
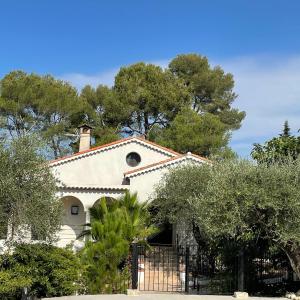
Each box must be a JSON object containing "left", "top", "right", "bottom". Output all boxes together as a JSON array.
[
  {"left": 132, "top": 244, "right": 187, "bottom": 292},
  {"left": 130, "top": 243, "right": 298, "bottom": 295},
  {"left": 183, "top": 245, "right": 296, "bottom": 295},
  {"left": 184, "top": 245, "right": 238, "bottom": 295}
]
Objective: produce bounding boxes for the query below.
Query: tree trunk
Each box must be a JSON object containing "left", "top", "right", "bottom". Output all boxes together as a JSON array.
[
  {"left": 192, "top": 222, "right": 218, "bottom": 274},
  {"left": 282, "top": 244, "right": 300, "bottom": 280},
  {"left": 144, "top": 112, "right": 149, "bottom": 138},
  {"left": 192, "top": 222, "right": 210, "bottom": 251},
  {"left": 51, "top": 138, "right": 59, "bottom": 159}
]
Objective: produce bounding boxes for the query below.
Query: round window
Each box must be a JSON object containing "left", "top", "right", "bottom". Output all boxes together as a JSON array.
[{"left": 126, "top": 152, "right": 141, "bottom": 167}]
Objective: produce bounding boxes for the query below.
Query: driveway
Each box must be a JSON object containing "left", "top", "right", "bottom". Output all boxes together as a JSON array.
[{"left": 43, "top": 294, "right": 284, "bottom": 300}]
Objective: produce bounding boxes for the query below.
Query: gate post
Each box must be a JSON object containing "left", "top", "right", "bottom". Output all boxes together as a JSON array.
[
  {"left": 185, "top": 246, "right": 190, "bottom": 293},
  {"left": 21, "top": 287, "right": 28, "bottom": 300},
  {"left": 237, "top": 249, "right": 245, "bottom": 292},
  {"left": 131, "top": 242, "right": 139, "bottom": 290}
]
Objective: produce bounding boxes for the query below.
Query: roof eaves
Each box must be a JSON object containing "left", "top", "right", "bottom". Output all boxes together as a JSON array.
[
  {"left": 124, "top": 155, "right": 183, "bottom": 176},
  {"left": 124, "top": 154, "right": 208, "bottom": 178},
  {"left": 57, "top": 185, "right": 129, "bottom": 191},
  {"left": 49, "top": 137, "right": 179, "bottom": 166},
  {"left": 49, "top": 137, "right": 134, "bottom": 166},
  {"left": 135, "top": 137, "right": 180, "bottom": 156}
]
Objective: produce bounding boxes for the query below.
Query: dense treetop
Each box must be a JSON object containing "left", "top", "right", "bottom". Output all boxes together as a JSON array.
[
  {"left": 169, "top": 54, "right": 245, "bottom": 130},
  {"left": 252, "top": 121, "right": 300, "bottom": 164},
  {"left": 0, "top": 71, "right": 82, "bottom": 158},
  {"left": 0, "top": 54, "right": 245, "bottom": 159}
]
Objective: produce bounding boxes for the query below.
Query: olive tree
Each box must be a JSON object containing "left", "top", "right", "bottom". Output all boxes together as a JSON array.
[
  {"left": 153, "top": 158, "right": 300, "bottom": 279},
  {"left": 0, "top": 135, "right": 63, "bottom": 244}
]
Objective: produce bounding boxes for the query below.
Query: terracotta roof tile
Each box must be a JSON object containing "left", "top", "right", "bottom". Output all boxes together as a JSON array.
[
  {"left": 49, "top": 136, "right": 180, "bottom": 165},
  {"left": 135, "top": 137, "right": 180, "bottom": 156},
  {"left": 124, "top": 155, "right": 183, "bottom": 175},
  {"left": 124, "top": 153, "right": 210, "bottom": 177},
  {"left": 49, "top": 137, "right": 133, "bottom": 164},
  {"left": 57, "top": 185, "right": 129, "bottom": 191}
]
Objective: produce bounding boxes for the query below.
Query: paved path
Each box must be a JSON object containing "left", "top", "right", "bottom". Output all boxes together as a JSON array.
[{"left": 43, "top": 294, "right": 284, "bottom": 300}]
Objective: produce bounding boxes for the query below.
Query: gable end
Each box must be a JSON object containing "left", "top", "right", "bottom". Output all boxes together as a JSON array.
[
  {"left": 124, "top": 155, "right": 208, "bottom": 178},
  {"left": 49, "top": 137, "right": 179, "bottom": 167}
]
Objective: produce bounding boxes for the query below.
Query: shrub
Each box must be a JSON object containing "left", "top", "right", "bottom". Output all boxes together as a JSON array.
[{"left": 0, "top": 243, "right": 82, "bottom": 299}]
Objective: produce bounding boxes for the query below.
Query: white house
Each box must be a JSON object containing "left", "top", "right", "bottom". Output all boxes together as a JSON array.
[{"left": 49, "top": 125, "right": 208, "bottom": 247}]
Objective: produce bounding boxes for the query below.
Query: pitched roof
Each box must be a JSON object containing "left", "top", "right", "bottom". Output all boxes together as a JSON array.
[
  {"left": 124, "top": 153, "right": 210, "bottom": 178},
  {"left": 49, "top": 137, "right": 180, "bottom": 166},
  {"left": 57, "top": 185, "right": 129, "bottom": 191}
]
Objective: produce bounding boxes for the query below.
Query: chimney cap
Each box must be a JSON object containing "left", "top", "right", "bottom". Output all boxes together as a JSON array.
[{"left": 77, "top": 123, "right": 94, "bottom": 129}]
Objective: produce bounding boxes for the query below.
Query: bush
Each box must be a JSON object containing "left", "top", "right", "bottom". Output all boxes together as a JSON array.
[{"left": 0, "top": 243, "right": 82, "bottom": 299}]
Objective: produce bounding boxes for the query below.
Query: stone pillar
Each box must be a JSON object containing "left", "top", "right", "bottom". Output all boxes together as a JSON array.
[{"left": 84, "top": 208, "right": 91, "bottom": 242}]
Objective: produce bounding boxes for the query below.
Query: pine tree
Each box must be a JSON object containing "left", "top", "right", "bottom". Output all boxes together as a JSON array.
[
  {"left": 252, "top": 121, "right": 300, "bottom": 163},
  {"left": 280, "top": 120, "right": 291, "bottom": 137}
]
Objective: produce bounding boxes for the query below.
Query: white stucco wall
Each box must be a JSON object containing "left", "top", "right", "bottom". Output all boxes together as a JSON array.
[
  {"left": 56, "top": 196, "right": 86, "bottom": 248},
  {"left": 128, "top": 157, "right": 205, "bottom": 202},
  {"left": 48, "top": 140, "right": 207, "bottom": 248},
  {"left": 56, "top": 188, "right": 127, "bottom": 211},
  {"left": 55, "top": 188, "right": 128, "bottom": 247},
  {"left": 50, "top": 141, "right": 172, "bottom": 187},
  {"left": 128, "top": 168, "right": 170, "bottom": 202}
]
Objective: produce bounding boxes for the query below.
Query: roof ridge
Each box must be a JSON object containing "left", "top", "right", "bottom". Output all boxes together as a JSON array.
[
  {"left": 124, "top": 155, "right": 184, "bottom": 175},
  {"left": 49, "top": 136, "right": 180, "bottom": 165},
  {"left": 124, "top": 153, "right": 209, "bottom": 176},
  {"left": 134, "top": 137, "right": 180, "bottom": 156},
  {"left": 49, "top": 137, "right": 134, "bottom": 164}
]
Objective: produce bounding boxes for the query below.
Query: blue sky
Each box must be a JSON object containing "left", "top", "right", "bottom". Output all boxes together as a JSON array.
[{"left": 1, "top": 0, "right": 300, "bottom": 157}]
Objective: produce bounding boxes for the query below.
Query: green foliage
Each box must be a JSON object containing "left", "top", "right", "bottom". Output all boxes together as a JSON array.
[
  {"left": 154, "top": 158, "right": 300, "bottom": 277},
  {"left": 154, "top": 107, "right": 230, "bottom": 157},
  {"left": 0, "top": 243, "right": 81, "bottom": 299},
  {"left": 282, "top": 120, "right": 291, "bottom": 137},
  {"left": 152, "top": 164, "right": 213, "bottom": 235},
  {"left": 0, "top": 267, "right": 31, "bottom": 299},
  {"left": 81, "top": 192, "right": 156, "bottom": 294},
  {"left": 252, "top": 121, "right": 300, "bottom": 164},
  {"left": 0, "top": 53, "right": 245, "bottom": 158},
  {"left": 81, "top": 200, "right": 130, "bottom": 294},
  {"left": 0, "top": 71, "right": 82, "bottom": 158},
  {"left": 79, "top": 85, "right": 120, "bottom": 148},
  {"left": 113, "top": 62, "right": 190, "bottom": 138},
  {"left": 0, "top": 135, "right": 62, "bottom": 242},
  {"left": 118, "top": 192, "right": 157, "bottom": 242},
  {"left": 169, "top": 54, "right": 245, "bottom": 130}
]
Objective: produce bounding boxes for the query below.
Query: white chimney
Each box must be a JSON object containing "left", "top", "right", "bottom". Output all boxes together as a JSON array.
[{"left": 78, "top": 124, "right": 92, "bottom": 152}]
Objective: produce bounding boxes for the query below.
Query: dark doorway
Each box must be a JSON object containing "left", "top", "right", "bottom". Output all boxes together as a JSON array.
[{"left": 148, "top": 223, "right": 173, "bottom": 245}]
